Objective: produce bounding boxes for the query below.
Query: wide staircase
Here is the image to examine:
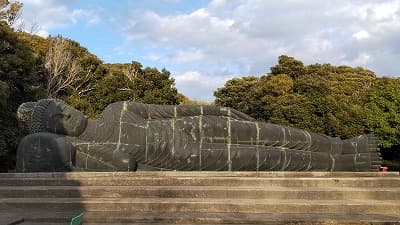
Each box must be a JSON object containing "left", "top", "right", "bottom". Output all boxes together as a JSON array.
[{"left": 0, "top": 171, "right": 399, "bottom": 225}]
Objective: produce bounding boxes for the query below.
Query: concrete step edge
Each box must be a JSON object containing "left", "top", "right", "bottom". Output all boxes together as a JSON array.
[
  {"left": 2, "top": 177, "right": 400, "bottom": 181},
  {"left": 2, "top": 178, "right": 399, "bottom": 188},
  {"left": 1, "top": 186, "right": 399, "bottom": 200},
  {"left": 1, "top": 185, "right": 399, "bottom": 191},
  {"left": 1, "top": 171, "right": 399, "bottom": 178},
  {"left": 2, "top": 197, "right": 400, "bottom": 205},
  {"left": 3, "top": 211, "right": 400, "bottom": 224}
]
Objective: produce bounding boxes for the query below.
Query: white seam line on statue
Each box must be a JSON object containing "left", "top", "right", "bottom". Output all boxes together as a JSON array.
[
  {"left": 199, "top": 105, "right": 203, "bottom": 169},
  {"left": 86, "top": 143, "right": 89, "bottom": 169},
  {"left": 307, "top": 151, "right": 312, "bottom": 171},
  {"left": 227, "top": 108, "right": 232, "bottom": 171},
  {"left": 354, "top": 153, "right": 359, "bottom": 172},
  {"left": 145, "top": 112, "right": 150, "bottom": 163},
  {"left": 281, "top": 148, "right": 287, "bottom": 170},
  {"left": 305, "top": 130, "right": 312, "bottom": 151},
  {"left": 256, "top": 122, "right": 260, "bottom": 171},
  {"left": 171, "top": 105, "right": 176, "bottom": 157},
  {"left": 330, "top": 153, "right": 335, "bottom": 172},
  {"left": 286, "top": 151, "right": 292, "bottom": 170},
  {"left": 115, "top": 101, "right": 127, "bottom": 153},
  {"left": 357, "top": 135, "right": 361, "bottom": 153},
  {"left": 120, "top": 122, "right": 146, "bottom": 128},
  {"left": 287, "top": 129, "right": 292, "bottom": 148}
]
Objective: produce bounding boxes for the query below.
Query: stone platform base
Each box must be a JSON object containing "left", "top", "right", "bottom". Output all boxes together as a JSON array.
[{"left": 1, "top": 171, "right": 399, "bottom": 225}]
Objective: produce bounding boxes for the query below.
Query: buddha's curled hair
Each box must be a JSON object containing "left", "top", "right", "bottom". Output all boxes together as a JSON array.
[
  {"left": 17, "top": 99, "right": 66, "bottom": 134},
  {"left": 17, "top": 102, "right": 36, "bottom": 133}
]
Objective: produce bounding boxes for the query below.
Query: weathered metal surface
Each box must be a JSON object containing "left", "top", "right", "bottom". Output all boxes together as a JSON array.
[{"left": 16, "top": 99, "right": 382, "bottom": 172}]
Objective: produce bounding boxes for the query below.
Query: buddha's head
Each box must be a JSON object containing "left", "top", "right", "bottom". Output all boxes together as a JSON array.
[{"left": 17, "top": 99, "right": 87, "bottom": 136}]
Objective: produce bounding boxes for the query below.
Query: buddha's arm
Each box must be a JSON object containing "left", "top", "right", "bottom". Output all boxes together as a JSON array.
[
  {"left": 73, "top": 141, "right": 137, "bottom": 171},
  {"left": 16, "top": 132, "right": 137, "bottom": 172}
]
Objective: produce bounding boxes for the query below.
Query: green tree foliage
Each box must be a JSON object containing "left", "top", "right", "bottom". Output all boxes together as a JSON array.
[
  {"left": 82, "top": 62, "right": 179, "bottom": 117},
  {"left": 215, "top": 76, "right": 261, "bottom": 118},
  {"left": 257, "top": 74, "right": 317, "bottom": 130},
  {"left": 365, "top": 77, "right": 400, "bottom": 170},
  {"left": 293, "top": 64, "right": 376, "bottom": 138},
  {"left": 215, "top": 55, "right": 380, "bottom": 139},
  {"left": 134, "top": 67, "right": 179, "bottom": 105},
  {"left": 0, "top": 22, "right": 45, "bottom": 171},
  {"left": 365, "top": 77, "right": 400, "bottom": 148},
  {"left": 270, "top": 55, "right": 307, "bottom": 80},
  {"left": 65, "top": 61, "right": 180, "bottom": 118},
  {"left": 177, "top": 93, "right": 211, "bottom": 105}
]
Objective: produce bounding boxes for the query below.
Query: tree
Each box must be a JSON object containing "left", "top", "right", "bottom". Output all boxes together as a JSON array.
[
  {"left": 122, "top": 61, "right": 142, "bottom": 82},
  {"left": 0, "top": 0, "right": 22, "bottom": 26},
  {"left": 214, "top": 76, "right": 261, "bottom": 118},
  {"left": 135, "top": 67, "right": 179, "bottom": 105},
  {"left": 365, "top": 77, "right": 400, "bottom": 148},
  {"left": 177, "top": 93, "right": 211, "bottom": 105},
  {"left": 45, "top": 37, "right": 97, "bottom": 98},
  {"left": 0, "top": 22, "right": 45, "bottom": 171},
  {"left": 79, "top": 62, "right": 180, "bottom": 117},
  {"left": 364, "top": 77, "right": 400, "bottom": 170},
  {"left": 215, "top": 55, "right": 377, "bottom": 138},
  {"left": 270, "top": 55, "right": 307, "bottom": 80}
]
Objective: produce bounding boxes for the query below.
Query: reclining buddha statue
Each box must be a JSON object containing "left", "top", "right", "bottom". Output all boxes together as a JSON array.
[{"left": 16, "top": 99, "right": 382, "bottom": 172}]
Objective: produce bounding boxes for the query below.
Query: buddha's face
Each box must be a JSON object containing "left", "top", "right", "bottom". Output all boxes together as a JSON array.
[{"left": 44, "top": 101, "right": 87, "bottom": 136}]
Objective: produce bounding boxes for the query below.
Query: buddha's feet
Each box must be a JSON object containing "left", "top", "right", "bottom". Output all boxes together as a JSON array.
[{"left": 335, "top": 134, "right": 382, "bottom": 171}]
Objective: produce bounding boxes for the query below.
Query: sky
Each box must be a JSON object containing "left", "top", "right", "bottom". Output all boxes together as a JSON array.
[{"left": 18, "top": 0, "right": 400, "bottom": 102}]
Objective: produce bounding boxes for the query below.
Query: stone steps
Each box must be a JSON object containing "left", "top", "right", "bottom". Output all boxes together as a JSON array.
[
  {"left": 1, "top": 186, "right": 399, "bottom": 200},
  {"left": 1, "top": 171, "right": 399, "bottom": 224},
  {"left": 2, "top": 177, "right": 400, "bottom": 187},
  {"left": 4, "top": 212, "right": 400, "bottom": 225},
  {"left": 3, "top": 197, "right": 400, "bottom": 215},
  {"left": 2, "top": 171, "right": 397, "bottom": 178}
]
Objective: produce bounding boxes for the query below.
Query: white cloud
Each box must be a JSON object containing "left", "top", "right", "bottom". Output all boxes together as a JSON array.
[
  {"left": 71, "top": 9, "right": 101, "bottom": 25},
  {"left": 165, "top": 49, "right": 205, "bottom": 63},
  {"left": 36, "top": 29, "right": 49, "bottom": 37},
  {"left": 343, "top": 53, "right": 371, "bottom": 66},
  {"left": 19, "top": 0, "right": 101, "bottom": 35},
  {"left": 174, "top": 71, "right": 233, "bottom": 101},
  {"left": 352, "top": 30, "right": 370, "bottom": 40},
  {"left": 120, "top": 0, "right": 400, "bottom": 79}
]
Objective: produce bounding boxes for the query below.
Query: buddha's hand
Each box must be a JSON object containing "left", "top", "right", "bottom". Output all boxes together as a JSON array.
[{"left": 16, "top": 132, "right": 76, "bottom": 172}]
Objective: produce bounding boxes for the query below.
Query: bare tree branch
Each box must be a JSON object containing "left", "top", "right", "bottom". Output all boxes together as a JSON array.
[
  {"left": 122, "top": 61, "right": 142, "bottom": 82},
  {"left": 45, "top": 38, "right": 95, "bottom": 98},
  {"left": 28, "top": 22, "right": 39, "bottom": 34},
  {"left": 0, "top": 0, "right": 22, "bottom": 26}
]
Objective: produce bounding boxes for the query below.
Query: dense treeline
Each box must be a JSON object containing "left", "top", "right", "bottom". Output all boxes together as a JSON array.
[
  {"left": 0, "top": 20, "right": 47, "bottom": 172},
  {"left": 215, "top": 56, "right": 400, "bottom": 169},
  {"left": 1, "top": 2, "right": 399, "bottom": 171}
]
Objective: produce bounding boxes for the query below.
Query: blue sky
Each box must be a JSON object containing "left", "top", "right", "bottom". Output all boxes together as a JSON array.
[{"left": 19, "top": 0, "right": 400, "bottom": 101}]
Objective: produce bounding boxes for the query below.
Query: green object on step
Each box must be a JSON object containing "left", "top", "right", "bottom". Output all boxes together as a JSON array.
[{"left": 70, "top": 212, "right": 84, "bottom": 225}]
